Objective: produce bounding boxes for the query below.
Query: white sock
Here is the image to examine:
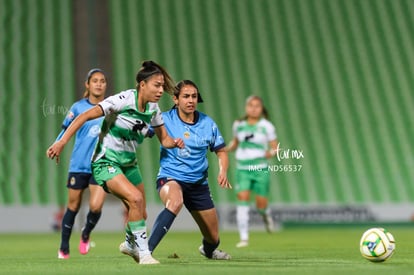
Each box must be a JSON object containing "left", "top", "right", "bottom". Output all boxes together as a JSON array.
[
  {"left": 125, "top": 232, "right": 135, "bottom": 248},
  {"left": 237, "top": 205, "right": 249, "bottom": 241},
  {"left": 132, "top": 227, "right": 151, "bottom": 257}
]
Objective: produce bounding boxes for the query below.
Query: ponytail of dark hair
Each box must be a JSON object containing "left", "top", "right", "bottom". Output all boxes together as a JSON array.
[{"left": 135, "top": 60, "right": 176, "bottom": 94}]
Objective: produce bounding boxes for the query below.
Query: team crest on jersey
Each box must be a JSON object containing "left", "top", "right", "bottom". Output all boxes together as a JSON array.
[
  {"left": 178, "top": 147, "right": 191, "bottom": 158},
  {"left": 70, "top": 176, "right": 76, "bottom": 186},
  {"left": 107, "top": 166, "right": 116, "bottom": 173},
  {"left": 88, "top": 125, "right": 101, "bottom": 137},
  {"left": 183, "top": 131, "right": 190, "bottom": 139}
]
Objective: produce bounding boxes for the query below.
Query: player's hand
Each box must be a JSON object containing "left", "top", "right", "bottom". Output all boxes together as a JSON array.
[
  {"left": 173, "top": 138, "right": 185, "bottom": 149},
  {"left": 46, "top": 141, "right": 65, "bottom": 164},
  {"left": 217, "top": 172, "right": 232, "bottom": 189}
]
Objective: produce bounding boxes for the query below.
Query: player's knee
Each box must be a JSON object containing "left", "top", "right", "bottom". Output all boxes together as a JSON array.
[
  {"left": 166, "top": 198, "right": 183, "bottom": 214},
  {"left": 67, "top": 200, "right": 81, "bottom": 211},
  {"left": 126, "top": 192, "right": 144, "bottom": 209}
]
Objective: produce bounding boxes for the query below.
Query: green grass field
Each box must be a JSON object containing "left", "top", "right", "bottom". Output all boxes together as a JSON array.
[{"left": 1, "top": 225, "right": 413, "bottom": 275}]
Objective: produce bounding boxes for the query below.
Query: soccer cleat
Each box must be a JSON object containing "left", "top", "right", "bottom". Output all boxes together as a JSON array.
[
  {"left": 236, "top": 240, "right": 249, "bottom": 248},
  {"left": 139, "top": 254, "right": 160, "bottom": 265},
  {"left": 199, "top": 245, "right": 231, "bottom": 260},
  {"left": 79, "top": 238, "right": 90, "bottom": 255},
  {"left": 263, "top": 213, "right": 275, "bottom": 233},
  {"left": 58, "top": 250, "right": 69, "bottom": 259},
  {"left": 119, "top": 241, "right": 140, "bottom": 263}
]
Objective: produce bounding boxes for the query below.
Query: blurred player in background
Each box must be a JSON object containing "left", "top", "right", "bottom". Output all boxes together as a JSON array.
[
  {"left": 226, "top": 95, "right": 279, "bottom": 248},
  {"left": 47, "top": 60, "right": 184, "bottom": 265},
  {"left": 148, "top": 80, "right": 232, "bottom": 260},
  {"left": 53, "top": 69, "right": 108, "bottom": 259}
]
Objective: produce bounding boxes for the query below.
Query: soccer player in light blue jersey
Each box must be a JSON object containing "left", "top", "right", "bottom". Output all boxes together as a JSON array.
[
  {"left": 226, "top": 95, "right": 279, "bottom": 248},
  {"left": 47, "top": 61, "right": 184, "bottom": 265},
  {"left": 53, "top": 69, "right": 107, "bottom": 259},
  {"left": 148, "top": 80, "right": 232, "bottom": 260}
]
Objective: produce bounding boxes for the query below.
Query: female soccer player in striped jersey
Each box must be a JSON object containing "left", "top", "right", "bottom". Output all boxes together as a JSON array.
[
  {"left": 54, "top": 68, "right": 107, "bottom": 259},
  {"left": 148, "top": 80, "right": 232, "bottom": 260},
  {"left": 47, "top": 61, "right": 184, "bottom": 265},
  {"left": 226, "top": 95, "right": 279, "bottom": 248}
]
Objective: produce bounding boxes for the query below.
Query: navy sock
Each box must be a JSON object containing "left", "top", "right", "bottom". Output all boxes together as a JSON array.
[
  {"left": 202, "top": 239, "right": 219, "bottom": 258},
  {"left": 148, "top": 208, "right": 176, "bottom": 252},
  {"left": 60, "top": 208, "right": 77, "bottom": 253},
  {"left": 82, "top": 211, "right": 102, "bottom": 241}
]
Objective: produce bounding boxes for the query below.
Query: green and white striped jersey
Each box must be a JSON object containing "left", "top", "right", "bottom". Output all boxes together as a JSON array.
[
  {"left": 92, "top": 89, "right": 163, "bottom": 167},
  {"left": 232, "top": 118, "right": 277, "bottom": 170}
]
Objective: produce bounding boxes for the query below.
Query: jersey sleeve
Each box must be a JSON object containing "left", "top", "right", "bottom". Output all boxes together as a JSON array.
[
  {"left": 55, "top": 102, "right": 78, "bottom": 141},
  {"left": 210, "top": 122, "right": 226, "bottom": 152},
  {"left": 62, "top": 103, "right": 78, "bottom": 128},
  {"left": 99, "top": 91, "right": 129, "bottom": 116},
  {"left": 266, "top": 120, "right": 277, "bottom": 141},
  {"left": 232, "top": 120, "right": 240, "bottom": 137},
  {"left": 149, "top": 103, "right": 164, "bottom": 127}
]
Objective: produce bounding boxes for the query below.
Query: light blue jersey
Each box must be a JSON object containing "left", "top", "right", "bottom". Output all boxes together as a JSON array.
[
  {"left": 157, "top": 108, "right": 225, "bottom": 184},
  {"left": 56, "top": 98, "right": 103, "bottom": 173}
]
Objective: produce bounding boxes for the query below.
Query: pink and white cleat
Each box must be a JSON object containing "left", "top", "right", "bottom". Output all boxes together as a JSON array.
[
  {"left": 58, "top": 250, "right": 69, "bottom": 259},
  {"left": 79, "top": 238, "right": 90, "bottom": 255}
]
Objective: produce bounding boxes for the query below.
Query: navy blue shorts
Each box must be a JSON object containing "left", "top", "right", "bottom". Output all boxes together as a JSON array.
[
  {"left": 157, "top": 178, "right": 214, "bottom": 211},
  {"left": 66, "top": 172, "right": 98, "bottom": 190}
]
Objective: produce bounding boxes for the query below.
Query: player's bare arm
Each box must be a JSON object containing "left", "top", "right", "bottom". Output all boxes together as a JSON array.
[
  {"left": 225, "top": 137, "right": 239, "bottom": 152},
  {"left": 265, "top": 139, "right": 279, "bottom": 159},
  {"left": 46, "top": 105, "right": 104, "bottom": 163},
  {"left": 154, "top": 125, "right": 185, "bottom": 149},
  {"left": 216, "top": 149, "right": 232, "bottom": 189}
]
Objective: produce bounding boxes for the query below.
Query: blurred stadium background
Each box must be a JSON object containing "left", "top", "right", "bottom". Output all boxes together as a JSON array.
[{"left": 0, "top": 0, "right": 413, "bottom": 232}]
